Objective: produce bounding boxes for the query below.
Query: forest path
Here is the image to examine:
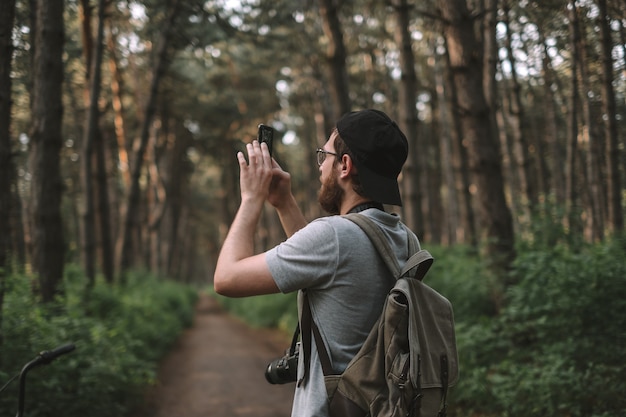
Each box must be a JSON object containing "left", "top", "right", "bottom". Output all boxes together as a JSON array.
[{"left": 133, "top": 293, "right": 294, "bottom": 417}]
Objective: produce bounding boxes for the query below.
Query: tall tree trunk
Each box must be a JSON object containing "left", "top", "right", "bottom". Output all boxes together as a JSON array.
[
  {"left": 576, "top": 13, "right": 604, "bottom": 241},
  {"left": 425, "top": 87, "right": 444, "bottom": 244},
  {"left": 80, "top": 0, "right": 107, "bottom": 287},
  {"left": 94, "top": 126, "right": 114, "bottom": 283},
  {"left": 597, "top": 0, "right": 623, "bottom": 234},
  {"left": 30, "top": 0, "right": 66, "bottom": 302},
  {"left": 106, "top": 17, "right": 131, "bottom": 190},
  {"left": 540, "top": 34, "right": 566, "bottom": 206},
  {"left": 443, "top": 35, "right": 477, "bottom": 247},
  {"left": 0, "top": 0, "right": 17, "bottom": 358},
  {"left": 435, "top": 51, "right": 460, "bottom": 245},
  {"left": 565, "top": 2, "right": 583, "bottom": 238},
  {"left": 164, "top": 124, "right": 191, "bottom": 277},
  {"left": 393, "top": 0, "right": 423, "bottom": 235},
  {"left": 117, "top": 0, "right": 181, "bottom": 277},
  {"left": 502, "top": 1, "right": 536, "bottom": 216},
  {"left": 438, "top": 0, "right": 515, "bottom": 273},
  {"left": 318, "top": 0, "right": 351, "bottom": 122}
]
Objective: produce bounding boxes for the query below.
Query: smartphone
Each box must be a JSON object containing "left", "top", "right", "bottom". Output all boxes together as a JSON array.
[{"left": 257, "top": 124, "right": 274, "bottom": 157}]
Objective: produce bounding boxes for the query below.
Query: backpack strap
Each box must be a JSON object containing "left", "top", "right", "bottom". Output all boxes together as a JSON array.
[
  {"left": 301, "top": 214, "right": 435, "bottom": 380},
  {"left": 344, "top": 213, "right": 433, "bottom": 281}
]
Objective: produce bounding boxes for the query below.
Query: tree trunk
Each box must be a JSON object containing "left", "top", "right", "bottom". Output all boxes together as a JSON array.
[
  {"left": 540, "top": 34, "right": 566, "bottom": 206},
  {"left": 164, "top": 124, "right": 191, "bottom": 277},
  {"left": 106, "top": 16, "right": 131, "bottom": 190},
  {"left": 434, "top": 51, "right": 460, "bottom": 245},
  {"left": 318, "top": 0, "right": 351, "bottom": 121},
  {"left": 502, "top": 2, "right": 535, "bottom": 216},
  {"left": 443, "top": 35, "right": 477, "bottom": 247},
  {"left": 80, "top": 0, "right": 107, "bottom": 287},
  {"left": 439, "top": 0, "right": 515, "bottom": 272},
  {"left": 576, "top": 13, "right": 604, "bottom": 242},
  {"left": 425, "top": 88, "right": 444, "bottom": 244},
  {"left": 393, "top": 0, "right": 423, "bottom": 235},
  {"left": 118, "top": 0, "right": 181, "bottom": 277},
  {"left": 29, "top": 0, "right": 66, "bottom": 302},
  {"left": 565, "top": 2, "right": 582, "bottom": 238},
  {"left": 0, "top": 0, "right": 16, "bottom": 357},
  {"left": 597, "top": 0, "right": 623, "bottom": 234}
]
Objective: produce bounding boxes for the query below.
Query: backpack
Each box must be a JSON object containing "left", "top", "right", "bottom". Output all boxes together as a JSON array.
[{"left": 301, "top": 213, "right": 459, "bottom": 417}]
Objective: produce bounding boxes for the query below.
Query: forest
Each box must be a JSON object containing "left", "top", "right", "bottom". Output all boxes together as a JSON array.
[{"left": 0, "top": 0, "right": 625, "bottom": 416}]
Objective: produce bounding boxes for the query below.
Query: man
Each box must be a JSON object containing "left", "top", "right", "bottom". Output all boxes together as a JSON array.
[{"left": 214, "top": 109, "right": 418, "bottom": 417}]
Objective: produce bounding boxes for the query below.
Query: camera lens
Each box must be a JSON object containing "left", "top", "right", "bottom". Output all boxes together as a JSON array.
[{"left": 265, "top": 354, "right": 298, "bottom": 384}]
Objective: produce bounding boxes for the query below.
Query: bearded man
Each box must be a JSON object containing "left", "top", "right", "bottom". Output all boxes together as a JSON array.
[{"left": 214, "top": 109, "right": 417, "bottom": 417}]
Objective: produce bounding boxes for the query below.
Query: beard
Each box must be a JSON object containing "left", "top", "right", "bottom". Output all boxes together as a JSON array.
[{"left": 318, "top": 168, "right": 344, "bottom": 215}]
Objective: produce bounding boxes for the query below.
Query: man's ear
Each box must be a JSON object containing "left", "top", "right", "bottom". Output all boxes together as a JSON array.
[{"left": 339, "top": 153, "right": 356, "bottom": 179}]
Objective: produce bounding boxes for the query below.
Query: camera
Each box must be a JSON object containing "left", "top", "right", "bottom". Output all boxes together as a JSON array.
[{"left": 265, "top": 344, "right": 299, "bottom": 384}]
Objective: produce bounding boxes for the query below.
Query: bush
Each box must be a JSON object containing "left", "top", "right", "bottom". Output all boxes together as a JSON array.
[
  {"left": 0, "top": 266, "right": 197, "bottom": 417},
  {"left": 426, "top": 244, "right": 498, "bottom": 322},
  {"left": 212, "top": 290, "right": 298, "bottom": 332},
  {"left": 450, "top": 238, "right": 626, "bottom": 417}
]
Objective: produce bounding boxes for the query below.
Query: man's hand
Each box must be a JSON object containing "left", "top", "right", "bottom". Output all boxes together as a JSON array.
[
  {"left": 238, "top": 140, "right": 274, "bottom": 206},
  {"left": 214, "top": 140, "right": 279, "bottom": 298},
  {"left": 267, "top": 159, "right": 293, "bottom": 209}
]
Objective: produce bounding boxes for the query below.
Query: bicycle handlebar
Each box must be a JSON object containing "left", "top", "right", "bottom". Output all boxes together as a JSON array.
[
  {"left": 37, "top": 343, "right": 76, "bottom": 365},
  {"left": 16, "top": 343, "right": 76, "bottom": 417}
]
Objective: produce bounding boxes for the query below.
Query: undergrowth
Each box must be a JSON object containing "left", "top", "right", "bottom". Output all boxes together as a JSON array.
[{"left": 0, "top": 266, "right": 197, "bottom": 417}]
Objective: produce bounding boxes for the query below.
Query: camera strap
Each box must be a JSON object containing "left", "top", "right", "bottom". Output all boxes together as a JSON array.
[
  {"left": 347, "top": 201, "right": 384, "bottom": 214},
  {"left": 298, "top": 291, "right": 334, "bottom": 386},
  {"left": 297, "top": 204, "right": 384, "bottom": 386}
]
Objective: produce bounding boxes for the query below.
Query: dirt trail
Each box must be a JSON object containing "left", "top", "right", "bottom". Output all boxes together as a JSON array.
[{"left": 134, "top": 294, "right": 295, "bottom": 417}]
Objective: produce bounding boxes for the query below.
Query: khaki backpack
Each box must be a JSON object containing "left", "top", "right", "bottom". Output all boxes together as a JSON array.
[{"left": 301, "top": 213, "right": 459, "bottom": 417}]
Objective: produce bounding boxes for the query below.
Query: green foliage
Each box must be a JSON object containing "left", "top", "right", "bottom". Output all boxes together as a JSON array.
[
  {"left": 0, "top": 266, "right": 197, "bottom": 417},
  {"left": 212, "top": 289, "right": 298, "bottom": 333},
  {"left": 450, "top": 237, "right": 626, "bottom": 417},
  {"left": 425, "top": 245, "right": 498, "bottom": 322}
]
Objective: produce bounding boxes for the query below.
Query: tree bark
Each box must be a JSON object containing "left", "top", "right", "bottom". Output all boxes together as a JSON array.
[
  {"left": 565, "top": 2, "right": 582, "bottom": 237},
  {"left": 575, "top": 11, "right": 604, "bottom": 241},
  {"left": 438, "top": 0, "right": 515, "bottom": 272},
  {"left": 443, "top": 35, "right": 477, "bottom": 247},
  {"left": 318, "top": 0, "right": 351, "bottom": 121},
  {"left": 539, "top": 34, "right": 566, "bottom": 206},
  {"left": 435, "top": 51, "right": 460, "bottom": 245},
  {"left": 80, "top": 0, "right": 107, "bottom": 287},
  {"left": 597, "top": 0, "right": 623, "bottom": 234},
  {"left": 29, "top": 0, "right": 66, "bottom": 302},
  {"left": 106, "top": 16, "right": 131, "bottom": 190},
  {"left": 502, "top": 2, "right": 535, "bottom": 215},
  {"left": 393, "top": 0, "right": 423, "bottom": 235},
  {"left": 0, "top": 0, "right": 16, "bottom": 357},
  {"left": 118, "top": 0, "right": 181, "bottom": 277}
]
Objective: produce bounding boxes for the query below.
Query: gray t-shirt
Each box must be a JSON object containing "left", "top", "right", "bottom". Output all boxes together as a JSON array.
[{"left": 266, "top": 209, "right": 416, "bottom": 417}]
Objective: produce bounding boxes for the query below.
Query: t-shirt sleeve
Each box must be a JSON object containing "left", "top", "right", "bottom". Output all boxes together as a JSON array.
[{"left": 265, "top": 219, "right": 340, "bottom": 294}]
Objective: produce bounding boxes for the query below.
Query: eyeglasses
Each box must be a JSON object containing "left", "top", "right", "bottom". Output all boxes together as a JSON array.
[{"left": 316, "top": 148, "right": 338, "bottom": 166}]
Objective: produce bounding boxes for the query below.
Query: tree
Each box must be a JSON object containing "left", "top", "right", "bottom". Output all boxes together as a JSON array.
[
  {"left": 318, "top": 0, "right": 351, "bottom": 122},
  {"left": 0, "top": 0, "right": 17, "bottom": 356},
  {"left": 502, "top": 1, "right": 536, "bottom": 217},
  {"left": 565, "top": 2, "right": 583, "bottom": 238},
  {"left": 29, "top": 0, "right": 66, "bottom": 302},
  {"left": 597, "top": 0, "right": 623, "bottom": 235},
  {"left": 393, "top": 0, "right": 424, "bottom": 236},
  {"left": 80, "top": 0, "right": 109, "bottom": 287},
  {"left": 438, "top": 0, "right": 515, "bottom": 273},
  {"left": 117, "top": 0, "right": 182, "bottom": 277}
]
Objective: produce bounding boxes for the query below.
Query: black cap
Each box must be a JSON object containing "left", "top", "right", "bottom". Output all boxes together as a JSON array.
[{"left": 336, "top": 109, "right": 408, "bottom": 206}]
